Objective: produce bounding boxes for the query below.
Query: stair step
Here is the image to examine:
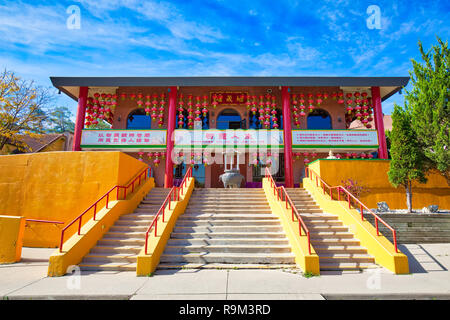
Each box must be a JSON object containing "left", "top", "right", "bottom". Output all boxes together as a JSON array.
[
  {"left": 307, "top": 225, "right": 348, "bottom": 232},
  {"left": 159, "top": 252, "right": 295, "bottom": 264},
  {"left": 98, "top": 238, "right": 145, "bottom": 246},
  {"left": 90, "top": 246, "right": 141, "bottom": 254},
  {"left": 79, "top": 262, "right": 137, "bottom": 271},
  {"left": 164, "top": 245, "right": 292, "bottom": 254},
  {"left": 171, "top": 232, "right": 288, "bottom": 239},
  {"left": 166, "top": 238, "right": 290, "bottom": 246},
  {"left": 157, "top": 263, "right": 297, "bottom": 269},
  {"left": 175, "top": 220, "right": 280, "bottom": 226},
  {"left": 313, "top": 245, "right": 368, "bottom": 254},
  {"left": 318, "top": 254, "right": 375, "bottom": 263},
  {"left": 172, "top": 226, "right": 283, "bottom": 233},
  {"left": 83, "top": 253, "right": 137, "bottom": 263},
  {"left": 319, "top": 262, "right": 379, "bottom": 271},
  {"left": 177, "top": 214, "right": 278, "bottom": 220}
]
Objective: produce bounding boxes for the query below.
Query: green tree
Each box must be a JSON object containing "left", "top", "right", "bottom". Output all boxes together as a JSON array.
[
  {"left": 0, "top": 69, "right": 51, "bottom": 152},
  {"left": 388, "top": 104, "right": 427, "bottom": 212},
  {"left": 46, "top": 106, "right": 75, "bottom": 133},
  {"left": 406, "top": 37, "right": 449, "bottom": 184}
]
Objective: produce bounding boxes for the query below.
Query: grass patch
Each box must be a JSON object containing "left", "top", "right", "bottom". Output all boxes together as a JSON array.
[{"left": 302, "top": 271, "right": 319, "bottom": 278}]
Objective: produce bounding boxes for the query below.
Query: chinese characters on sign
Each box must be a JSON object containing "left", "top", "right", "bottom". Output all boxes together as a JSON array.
[
  {"left": 81, "top": 130, "right": 167, "bottom": 147},
  {"left": 210, "top": 92, "right": 248, "bottom": 105},
  {"left": 174, "top": 129, "right": 283, "bottom": 147},
  {"left": 292, "top": 130, "right": 378, "bottom": 146}
]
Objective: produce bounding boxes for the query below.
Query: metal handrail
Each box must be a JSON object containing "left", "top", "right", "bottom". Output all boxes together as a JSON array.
[
  {"left": 59, "top": 166, "right": 152, "bottom": 252},
  {"left": 305, "top": 166, "right": 398, "bottom": 253},
  {"left": 265, "top": 168, "right": 312, "bottom": 254},
  {"left": 144, "top": 166, "right": 192, "bottom": 254}
]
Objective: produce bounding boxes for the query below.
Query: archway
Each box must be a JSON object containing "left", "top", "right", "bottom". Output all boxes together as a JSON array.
[
  {"left": 307, "top": 109, "right": 332, "bottom": 129},
  {"left": 127, "top": 109, "right": 151, "bottom": 129},
  {"left": 216, "top": 108, "right": 243, "bottom": 129}
]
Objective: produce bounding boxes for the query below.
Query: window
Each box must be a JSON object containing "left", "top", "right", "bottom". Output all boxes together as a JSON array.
[
  {"left": 127, "top": 109, "right": 151, "bottom": 129},
  {"left": 307, "top": 109, "right": 332, "bottom": 129}
]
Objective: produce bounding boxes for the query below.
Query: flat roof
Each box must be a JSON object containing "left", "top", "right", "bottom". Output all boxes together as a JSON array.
[{"left": 50, "top": 76, "right": 409, "bottom": 102}]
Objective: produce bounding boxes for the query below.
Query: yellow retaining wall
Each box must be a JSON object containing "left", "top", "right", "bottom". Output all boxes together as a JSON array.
[
  {"left": 303, "top": 176, "right": 409, "bottom": 274},
  {"left": 0, "top": 151, "right": 147, "bottom": 247},
  {"left": 262, "top": 179, "right": 320, "bottom": 275},
  {"left": 0, "top": 215, "right": 25, "bottom": 263},
  {"left": 47, "top": 177, "right": 154, "bottom": 276},
  {"left": 136, "top": 178, "right": 195, "bottom": 276},
  {"left": 308, "top": 160, "right": 450, "bottom": 210}
]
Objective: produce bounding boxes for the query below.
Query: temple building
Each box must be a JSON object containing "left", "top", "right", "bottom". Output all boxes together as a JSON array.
[{"left": 50, "top": 76, "right": 409, "bottom": 188}]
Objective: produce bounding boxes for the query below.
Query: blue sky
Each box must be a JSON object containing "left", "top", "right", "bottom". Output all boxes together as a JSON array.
[{"left": 0, "top": 0, "right": 449, "bottom": 119}]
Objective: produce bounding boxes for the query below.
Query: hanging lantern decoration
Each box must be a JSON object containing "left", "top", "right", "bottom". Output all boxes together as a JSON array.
[
  {"left": 337, "top": 92, "right": 344, "bottom": 104},
  {"left": 345, "top": 152, "right": 352, "bottom": 159},
  {"left": 177, "top": 94, "right": 185, "bottom": 128},
  {"left": 323, "top": 92, "right": 329, "bottom": 100},
  {"left": 299, "top": 93, "right": 306, "bottom": 117},
  {"left": 194, "top": 96, "right": 202, "bottom": 123},
  {"left": 245, "top": 94, "right": 251, "bottom": 110},
  {"left": 291, "top": 94, "right": 300, "bottom": 128},
  {"left": 120, "top": 93, "right": 127, "bottom": 101},
  {"left": 158, "top": 93, "right": 165, "bottom": 128},
  {"left": 335, "top": 154, "right": 342, "bottom": 159},
  {"left": 311, "top": 152, "right": 318, "bottom": 158},
  {"left": 307, "top": 93, "right": 315, "bottom": 113},
  {"left": 153, "top": 152, "right": 161, "bottom": 167},
  {"left": 295, "top": 152, "right": 301, "bottom": 159},
  {"left": 211, "top": 94, "right": 218, "bottom": 109},
  {"left": 138, "top": 152, "right": 144, "bottom": 161},
  {"left": 271, "top": 95, "right": 278, "bottom": 129},
  {"left": 187, "top": 95, "right": 194, "bottom": 129},
  {"left": 202, "top": 95, "right": 208, "bottom": 117},
  {"left": 149, "top": 94, "right": 157, "bottom": 118},
  {"left": 316, "top": 93, "right": 323, "bottom": 106},
  {"left": 130, "top": 93, "right": 136, "bottom": 101},
  {"left": 258, "top": 95, "right": 265, "bottom": 126},
  {"left": 264, "top": 94, "right": 271, "bottom": 129},
  {"left": 304, "top": 158, "right": 310, "bottom": 164},
  {"left": 136, "top": 93, "right": 144, "bottom": 109},
  {"left": 250, "top": 95, "right": 258, "bottom": 115},
  {"left": 266, "top": 158, "right": 272, "bottom": 167}
]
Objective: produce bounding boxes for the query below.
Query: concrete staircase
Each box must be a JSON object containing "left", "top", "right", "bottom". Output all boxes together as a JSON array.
[
  {"left": 285, "top": 188, "right": 378, "bottom": 271},
  {"left": 158, "top": 188, "right": 296, "bottom": 269},
  {"left": 79, "top": 188, "right": 170, "bottom": 271}
]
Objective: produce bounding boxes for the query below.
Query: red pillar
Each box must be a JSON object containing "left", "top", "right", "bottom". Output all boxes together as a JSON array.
[
  {"left": 371, "top": 86, "right": 388, "bottom": 159},
  {"left": 164, "top": 86, "right": 177, "bottom": 188},
  {"left": 282, "top": 86, "right": 294, "bottom": 187},
  {"left": 72, "top": 86, "right": 88, "bottom": 151}
]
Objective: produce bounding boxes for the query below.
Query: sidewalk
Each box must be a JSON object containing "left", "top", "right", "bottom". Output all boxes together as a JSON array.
[{"left": 1, "top": 244, "right": 450, "bottom": 300}]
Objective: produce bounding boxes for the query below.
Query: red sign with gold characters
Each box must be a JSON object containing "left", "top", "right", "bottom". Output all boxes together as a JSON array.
[{"left": 210, "top": 92, "right": 248, "bottom": 106}]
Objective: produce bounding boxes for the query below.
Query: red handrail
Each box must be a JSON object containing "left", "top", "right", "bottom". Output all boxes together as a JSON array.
[
  {"left": 26, "top": 219, "right": 64, "bottom": 224},
  {"left": 265, "top": 168, "right": 312, "bottom": 255},
  {"left": 304, "top": 166, "right": 398, "bottom": 253},
  {"left": 59, "top": 166, "right": 152, "bottom": 252},
  {"left": 144, "top": 166, "right": 192, "bottom": 254}
]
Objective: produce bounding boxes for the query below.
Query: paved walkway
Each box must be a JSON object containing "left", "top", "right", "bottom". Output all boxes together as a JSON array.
[{"left": 1, "top": 244, "right": 450, "bottom": 300}]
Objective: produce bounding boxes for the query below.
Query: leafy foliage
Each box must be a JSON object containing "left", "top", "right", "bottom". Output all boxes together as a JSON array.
[
  {"left": 406, "top": 37, "right": 449, "bottom": 184},
  {"left": 0, "top": 69, "right": 52, "bottom": 152},
  {"left": 388, "top": 104, "right": 427, "bottom": 212},
  {"left": 45, "top": 106, "right": 75, "bottom": 133}
]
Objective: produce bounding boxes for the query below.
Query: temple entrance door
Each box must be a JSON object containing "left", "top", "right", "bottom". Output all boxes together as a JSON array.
[{"left": 210, "top": 153, "right": 246, "bottom": 188}]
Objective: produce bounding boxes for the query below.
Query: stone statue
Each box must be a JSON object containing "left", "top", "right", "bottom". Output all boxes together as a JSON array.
[
  {"left": 219, "top": 169, "right": 245, "bottom": 188},
  {"left": 327, "top": 150, "right": 337, "bottom": 159}
]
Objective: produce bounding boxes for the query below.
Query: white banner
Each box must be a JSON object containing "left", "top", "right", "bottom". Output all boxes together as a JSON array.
[
  {"left": 174, "top": 129, "right": 284, "bottom": 147},
  {"left": 81, "top": 130, "right": 166, "bottom": 147},
  {"left": 292, "top": 130, "right": 378, "bottom": 146}
]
